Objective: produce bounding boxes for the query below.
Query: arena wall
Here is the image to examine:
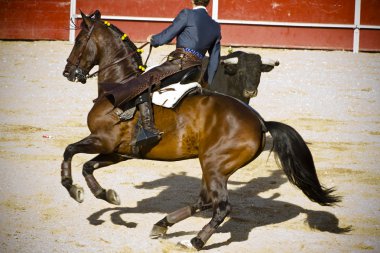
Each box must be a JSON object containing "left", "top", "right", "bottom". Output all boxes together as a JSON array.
[{"left": 0, "top": 0, "right": 379, "bottom": 52}]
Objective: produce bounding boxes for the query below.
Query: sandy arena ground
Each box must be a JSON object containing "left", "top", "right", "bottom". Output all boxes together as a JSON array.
[{"left": 0, "top": 41, "right": 379, "bottom": 253}]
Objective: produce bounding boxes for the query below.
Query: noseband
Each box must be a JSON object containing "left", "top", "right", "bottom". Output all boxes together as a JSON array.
[{"left": 66, "top": 20, "right": 151, "bottom": 82}]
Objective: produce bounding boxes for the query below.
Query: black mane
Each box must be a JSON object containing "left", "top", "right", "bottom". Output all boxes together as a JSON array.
[
  {"left": 105, "top": 22, "right": 144, "bottom": 67},
  {"left": 80, "top": 10, "right": 144, "bottom": 68}
]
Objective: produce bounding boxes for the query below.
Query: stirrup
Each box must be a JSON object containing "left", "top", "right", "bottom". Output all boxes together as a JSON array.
[{"left": 135, "top": 128, "right": 161, "bottom": 147}]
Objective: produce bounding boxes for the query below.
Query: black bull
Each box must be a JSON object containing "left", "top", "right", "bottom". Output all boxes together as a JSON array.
[{"left": 203, "top": 51, "right": 280, "bottom": 104}]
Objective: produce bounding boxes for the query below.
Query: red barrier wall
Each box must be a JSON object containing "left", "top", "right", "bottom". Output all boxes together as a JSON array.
[
  {"left": 219, "top": 0, "right": 355, "bottom": 23},
  {"left": 221, "top": 25, "right": 354, "bottom": 50},
  {"left": 0, "top": 0, "right": 70, "bottom": 40},
  {"left": 360, "top": 0, "right": 380, "bottom": 51},
  {"left": 361, "top": 0, "right": 380, "bottom": 25},
  {"left": 0, "top": 0, "right": 379, "bottom": 51},
  {"left": 218, "top": 0, "right": 357, "bottom": 50},
  {"left": 76, "top": 0, "right": 192, "bottom": 17}
]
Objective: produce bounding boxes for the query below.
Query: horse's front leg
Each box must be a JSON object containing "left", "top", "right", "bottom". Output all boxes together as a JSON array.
[
  {"left": 61, "top": 134, "right": 113, "bottom": 203},
  {"left": 82, "top": 153, "right": 129, "bottom": 205}
]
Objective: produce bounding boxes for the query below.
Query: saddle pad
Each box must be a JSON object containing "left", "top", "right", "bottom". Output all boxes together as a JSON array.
[{"left": 152, "top": 82, "right": 201, "bottom": 108}]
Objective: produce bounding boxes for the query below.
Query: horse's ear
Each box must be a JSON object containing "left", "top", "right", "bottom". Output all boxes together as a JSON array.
[
  {"left": 80, "top": 10, "right": 93, "bottom": 29},
  {"left": 93, "top": 10, "right": 101, "bottom": 20}
]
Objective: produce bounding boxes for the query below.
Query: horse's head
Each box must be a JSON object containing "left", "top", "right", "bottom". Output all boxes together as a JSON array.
[
  {"left": 63, "top": 10, "right": 102, "bottom": 84},
  {"left": 63, "top": 10, "right": 143, "bottom": 85}
]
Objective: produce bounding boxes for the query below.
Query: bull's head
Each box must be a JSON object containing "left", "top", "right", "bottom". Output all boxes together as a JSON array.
[{"left": 220, "top": 52, "right": 279, "bottom": 99}]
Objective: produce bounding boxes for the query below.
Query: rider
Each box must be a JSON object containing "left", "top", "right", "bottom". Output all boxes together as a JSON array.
[{"left": 108, "top": 0, "right": 221, "bottom": 147}]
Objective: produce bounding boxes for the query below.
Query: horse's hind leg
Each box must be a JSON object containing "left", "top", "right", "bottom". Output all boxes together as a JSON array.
[
  {"left": 82, "top": 153, "right": 128, "bottom": 205},
  {"left": 61, "top": 135, "right": 112, "bottom": 203},
  {"left": 150, "top": 178, "right": 212, "bottom": 238},
  {"left": 188, "top": 174, "right": 231, "bottom": 250}
]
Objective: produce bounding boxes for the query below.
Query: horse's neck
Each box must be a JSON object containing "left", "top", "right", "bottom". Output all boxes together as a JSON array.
[
  {"left": 98, "top": 47, "right": 137, "bottom": 82},
  {"left": 97, "top": 42, "right": 139, "bottom": 97}
]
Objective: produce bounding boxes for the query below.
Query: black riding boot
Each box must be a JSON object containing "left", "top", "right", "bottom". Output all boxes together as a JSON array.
[{"left": 135, "top": 98, "right": 161, "bottom": 147}]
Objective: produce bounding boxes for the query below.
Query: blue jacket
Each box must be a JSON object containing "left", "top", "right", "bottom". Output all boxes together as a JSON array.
[{"left": 151, "top": 8, "right": 221, "bottom": 84}]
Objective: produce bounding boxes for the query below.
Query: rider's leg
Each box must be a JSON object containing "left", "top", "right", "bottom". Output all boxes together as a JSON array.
[
  {"left": 135, "top": 90, "right": 161, "bottom": 146},
  {"left": 160, "top": 66, "right": 200, "bottom": 87}
]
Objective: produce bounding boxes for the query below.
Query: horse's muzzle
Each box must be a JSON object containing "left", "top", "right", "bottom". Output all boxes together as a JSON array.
[
  {"left": 63, "top": 65, "right": 87, "bottom": 84},
  {"left": 63, "top": 64, "right": 76, "bottom": 82}
]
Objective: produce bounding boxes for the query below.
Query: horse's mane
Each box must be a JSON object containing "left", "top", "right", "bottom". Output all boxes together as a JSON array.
[
  {"left": 105, "top": 23, "right": 144, "bottom": 68},
  {"left": 82, "top": 10, "right": 144, "bottom": 68}
]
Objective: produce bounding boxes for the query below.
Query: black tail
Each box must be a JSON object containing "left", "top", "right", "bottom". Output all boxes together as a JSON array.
[{"left": 266, "top": 121, "right": 341, "bottom": 206}]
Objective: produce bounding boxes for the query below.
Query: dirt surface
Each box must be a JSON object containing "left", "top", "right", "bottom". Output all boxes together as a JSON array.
[{"left": 0, "top": 41, "right": 379, "bottom": 253}]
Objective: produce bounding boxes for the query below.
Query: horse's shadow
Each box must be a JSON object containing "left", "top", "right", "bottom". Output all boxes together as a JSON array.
[{"left": 87, "top": 169, "right": 351, "bottom": 249}]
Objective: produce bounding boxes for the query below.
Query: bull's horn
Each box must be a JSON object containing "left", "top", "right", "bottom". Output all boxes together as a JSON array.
[
  {"left": 222, "top": 57, "right": 239, "bottom": 65},
  {"left": 262, "top": 58, "right": 280, "bottom": 66}
]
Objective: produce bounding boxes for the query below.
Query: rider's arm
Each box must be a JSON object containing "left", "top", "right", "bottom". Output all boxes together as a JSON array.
[{"left": 150, "top": 9, "right": 188, "bottom": 47}]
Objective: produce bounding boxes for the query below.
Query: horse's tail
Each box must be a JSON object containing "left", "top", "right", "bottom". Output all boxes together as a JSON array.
[{"left": 265, "top": 121, "right": 341, "bottom": 206}]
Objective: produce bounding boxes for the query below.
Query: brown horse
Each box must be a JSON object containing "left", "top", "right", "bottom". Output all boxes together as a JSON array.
[{"left": 62, "top": 11, "right": 340, "bottom": 250}]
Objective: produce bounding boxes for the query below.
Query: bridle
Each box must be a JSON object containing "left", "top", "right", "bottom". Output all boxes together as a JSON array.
[
  {"left": 66, "top": 21, "right": 96, "bottom": 82},
  {"left": 66, "top": 20, "right": 151, "bottom": 82}
]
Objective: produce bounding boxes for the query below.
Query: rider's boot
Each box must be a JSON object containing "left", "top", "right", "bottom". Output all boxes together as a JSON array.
[{"left": 135, "top": 93, "right": 161, "bottom": 147}]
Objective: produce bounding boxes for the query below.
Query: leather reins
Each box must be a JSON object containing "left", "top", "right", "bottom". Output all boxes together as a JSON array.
[{"left": 87, "top": 42, "right": 152, "bottom": 79}]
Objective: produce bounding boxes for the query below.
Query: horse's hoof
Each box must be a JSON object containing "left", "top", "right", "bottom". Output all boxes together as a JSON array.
[
  {"left": 69, "top": 184, "right": 84, "bottom": 203},
  {"left": 190, "top": 237, "right": 205, "bottom": 250},
  {"left": 150, "top": 224, "right": 168, "bottom": 239},
  {"left": 106, "top": 189, "right": 120, "bottom": 205},
  {"left": 177, "top": 240, "right": 197, "bottom": 250}
]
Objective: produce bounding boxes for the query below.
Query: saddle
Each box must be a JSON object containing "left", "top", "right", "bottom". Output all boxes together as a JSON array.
[{"left": 152, "top": 82, "right": 201, "bottom": 108}]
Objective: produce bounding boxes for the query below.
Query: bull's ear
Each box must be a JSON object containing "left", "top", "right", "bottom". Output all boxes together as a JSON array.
[
  {"left": 80, "top": 10, "right": 93, "bottom": 29},
  {"left": 261, "top": 64, "right": 275, "bottom": 72}
]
